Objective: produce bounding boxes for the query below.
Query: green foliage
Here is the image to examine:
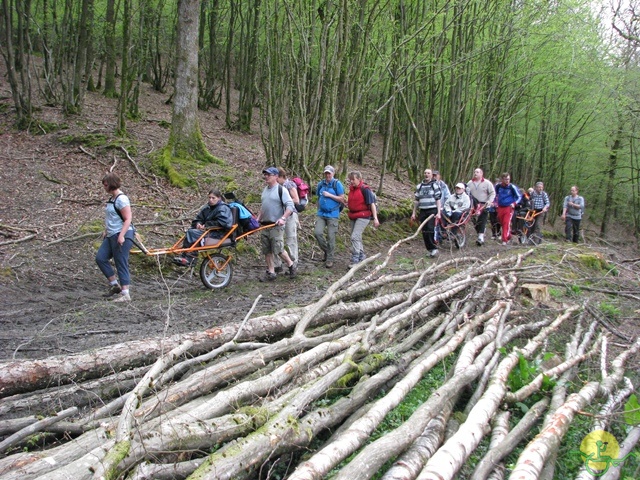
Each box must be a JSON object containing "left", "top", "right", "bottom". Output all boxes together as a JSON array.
[
  {"left": 508, "top": 353, "right": 534, "bottom": 392},
  {"left": 507, "top": 353, "right": 556, "bottom": 397},
  {"left": 548, "top": 287, "right": 563, "bottom": 299},
  {"left": 624, "top": 394, "right": 640, "bottom": 426},
  {"left": 371, "top": 357, "right": 451, "bottom": 440},
  {"left": 567, "top": 284, "right": 582, "bottom": 296},
  {"left": 598, "top": 301, "right": 621, "bottom": 320}
]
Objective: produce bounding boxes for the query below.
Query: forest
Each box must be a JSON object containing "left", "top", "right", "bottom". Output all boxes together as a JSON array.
[
  {"left": 1, "top": 1, "right": 640, "bottom": 479},
  {"left": 2, "top": 0, "right": 640, "bottom": 239}
]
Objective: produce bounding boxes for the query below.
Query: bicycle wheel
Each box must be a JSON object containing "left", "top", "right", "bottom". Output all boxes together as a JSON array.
[
  {"left": 454, "top": 229, "right": 466, "bottom": 249},
  {"left": 518, "top": 232, "right": 528, "bottom": 244},
  {"left": 528, "top": 234, "right": 542, "bottom": 246},
  {"left": 200, "top": 254, "right": 233, "bottom": 289}
]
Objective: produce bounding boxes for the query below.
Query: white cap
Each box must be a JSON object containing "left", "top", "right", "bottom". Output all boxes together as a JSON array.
[{"left": 455, "top": 182, "right": 466, "bottom": 189}]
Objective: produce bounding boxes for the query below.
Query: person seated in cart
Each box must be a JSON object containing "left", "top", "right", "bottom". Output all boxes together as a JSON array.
[
  {"left": 442, "top": 183, "right": 471, "bottom": 234},
  {"left": 173, "top": 189, "right": 234, "bottom": 267}
]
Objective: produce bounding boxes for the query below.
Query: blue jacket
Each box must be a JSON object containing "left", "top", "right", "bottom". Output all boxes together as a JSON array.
[
  {"left": 317, "top": 179, "right": 345, "bottom": 218},
  {"left": 495, "top": 182, "right": 521, "bottom": 208}
]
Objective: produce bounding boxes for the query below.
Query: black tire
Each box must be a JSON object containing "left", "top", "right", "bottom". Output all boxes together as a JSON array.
[
  {"left": 454, "top": 230, "right": 466, "bottom": 249},
  {"left": 200, "top": 254, "right": 233, "bottom": 289}
]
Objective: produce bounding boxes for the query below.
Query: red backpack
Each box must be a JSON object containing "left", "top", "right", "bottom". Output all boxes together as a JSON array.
[
  {"left": 292, "top": 177, "right": 310, "bottom": 201},
  {"left": 292, "top": 177, "right": 310, "bottom": 212}
]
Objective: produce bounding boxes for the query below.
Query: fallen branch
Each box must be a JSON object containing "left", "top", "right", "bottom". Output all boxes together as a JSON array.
[
  {"left": 0, "top": 234, "right": 36, "bottom": 246},
  {"left": 0, "top": 407, "right": 77, "bottom": 454}
]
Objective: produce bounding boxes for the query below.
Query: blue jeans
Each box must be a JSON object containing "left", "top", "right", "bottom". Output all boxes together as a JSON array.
[{"left": 96, "top": 231, "right": 134, "bottom": 286}]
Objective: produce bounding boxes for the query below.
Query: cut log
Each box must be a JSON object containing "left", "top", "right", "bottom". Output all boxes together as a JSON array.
[{"left": 520, "top": 283, "right": 549, "bottom": 302}]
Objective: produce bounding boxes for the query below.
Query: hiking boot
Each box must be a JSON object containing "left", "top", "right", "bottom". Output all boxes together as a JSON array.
[
  {"left": 429, "top": 249, "right": 438, "bottom": 258},
  {"left": 288, "top": 262, "right": 298, "bottom": 278},
  {"left": 112, "top": 291, "right": 131, "bottom": 302},
  {"left": 348, "top": 255, "right": 361, "bottom": 268},
  {"left": 173, "top": 256, "right": 197, "bottom": 267},
  {"left": 325, "top": 261, "right": 334, "bottom": 269},
  {"left": 261, "top": 271, "right": 277, "bottom": 282},
  {"left": 358, "top": 252, "right": 366, "bottom": 262},
  {"left": 274, "top": 266, "right": 283, "bottom": 273},
  {"left": 103, "top": 283, "right": 122, "bottom": 297}
]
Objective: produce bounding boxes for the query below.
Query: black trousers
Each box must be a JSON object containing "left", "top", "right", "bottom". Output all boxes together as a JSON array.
[{"left": 419, "top": 208, "right": 438, "bottom": 251}]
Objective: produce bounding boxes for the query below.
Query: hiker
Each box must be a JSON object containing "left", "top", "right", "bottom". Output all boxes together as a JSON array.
[
  {"left": 562, "top": 185, "right": 585, "bottom": 243},
  {"left": 96, "top": 172, "right": 135, "bottom": 302},
  {"left": 467, "top": 168, "right": 496, "bottom": 245},
  {"left": 173, "top": 189, "right": 234, "bottom": 267},
  {"left": 494, "top": 172, "right": 521, "bottom": 245},
  {"left": 411, "top": 168, "right": 442, "bottom": 257},
  {"left": 275, "top": 167, "right": 299, "bottom": 268},
  {"left": 529, "top": 181, "right": 550, "bottom": 242},
  {"left": 314, "top": 165, "right": 345, "bottom": 268},
  {"left": 258, "top": 167, "right": 297, "bottom": 281},
  {"left": 346, "top": 171, "right": 379, "bottom": 267}
]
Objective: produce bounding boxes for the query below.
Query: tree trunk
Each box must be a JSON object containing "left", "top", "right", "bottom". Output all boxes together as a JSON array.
[{"left": 103, "top": 0, "right": 117, "bottom": 98}]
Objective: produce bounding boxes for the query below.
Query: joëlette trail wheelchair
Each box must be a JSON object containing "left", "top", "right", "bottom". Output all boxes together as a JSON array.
[
  {"left": 434, "top": 203, "right": 486, "bottom": 250},
  {"left": 514, "top": 209, "right": 544, "bottom": 245},
  {"left": 132, "top": 206, "right": 273, "bottom": 289},
  {"left": 435, "top": 209, "right": 472, "bottom": 249}
]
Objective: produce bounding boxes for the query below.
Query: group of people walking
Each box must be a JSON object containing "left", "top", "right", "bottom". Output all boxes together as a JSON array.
[
  {"left": 412, "top": 168, "right": 585, "bottom": 257},
  {"left": 96, "top": 166, "right": 584, "bottom": 300},
  {"left": 256, "top": 165, "right": 379, "bottom": 280}
]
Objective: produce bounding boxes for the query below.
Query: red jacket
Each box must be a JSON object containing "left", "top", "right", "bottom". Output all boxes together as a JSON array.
[{"left": 347, "top": 184, "right": 372, "bottom": 220}]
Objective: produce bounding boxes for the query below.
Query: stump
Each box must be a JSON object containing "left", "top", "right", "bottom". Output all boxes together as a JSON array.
[{"left": 521, "top": 283, "right": 549, "bottom": 302}]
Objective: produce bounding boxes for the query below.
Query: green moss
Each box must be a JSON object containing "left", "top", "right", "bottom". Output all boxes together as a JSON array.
[
  {"left": 81, "top": 220, "right": 104, "bottom": 234},
  {"left": 101, "top": 440, "right": 131, "bottom": 480},
  {"left": 28, "top": 121, "right": 68, "bottom": 135},
  {"left": 377, "top": 199, "right": 414, "bottom": 223},
  {"left": 576, "top": 253, "right": 610, "bottom": 273},
  {"left": 59, "top": 133, "right": 108, "bottom": 147},
  {"left": 236, "top": 406, "right": 270, "bottom": 426},
  {"left": 151, "top": 131, "right": 224, "bottom": 187},
  {"left": 0, "top": 266, "right": 13, "bottom": 278}
]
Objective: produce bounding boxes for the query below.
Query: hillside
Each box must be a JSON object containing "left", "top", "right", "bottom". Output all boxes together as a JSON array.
[{"left": 0, "top": 80, "right": 639, "bottom": 363}]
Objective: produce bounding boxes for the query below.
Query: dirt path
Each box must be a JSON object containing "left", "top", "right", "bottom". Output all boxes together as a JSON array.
[{"left": 0, "top": 242, "right": 332, "bottom": 361}]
